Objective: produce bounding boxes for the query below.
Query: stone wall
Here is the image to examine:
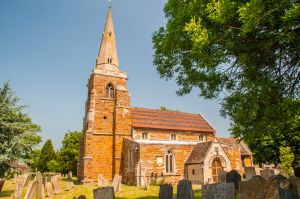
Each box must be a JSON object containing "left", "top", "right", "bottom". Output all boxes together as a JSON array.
[
  {"left": 77, "top": 69, "right": 131, "bottom": 182},
  {"left": 133, "top": 128, "right": 214, "bottom": 142}
]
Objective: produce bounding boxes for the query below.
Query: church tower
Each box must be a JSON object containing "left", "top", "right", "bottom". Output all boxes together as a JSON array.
[{"left": 77, "top": 6, "right": 131, "bottom": 182}]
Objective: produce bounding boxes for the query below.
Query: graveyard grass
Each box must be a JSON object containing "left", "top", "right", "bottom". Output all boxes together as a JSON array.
[{"left": 0, "top": 178, "right": 202, "bottom": 199}]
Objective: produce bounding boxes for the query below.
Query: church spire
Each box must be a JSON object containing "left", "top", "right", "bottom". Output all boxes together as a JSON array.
[{"left": 96, "top": 6, "right": 119, "bottom": 70}]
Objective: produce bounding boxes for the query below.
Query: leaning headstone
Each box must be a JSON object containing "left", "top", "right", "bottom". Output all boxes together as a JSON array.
[
  {"left": 51, "top": 176, "right": 62, "bottom": 194},
  {"left": 270, "top": 175, "right": 293, "bottom": 199},
  {"left": 239, "top": 176, "right": 280, "bottom": 199},
  {"left": 260, "top": 168, "right": 274, "bottom": 180},
  {"left": 158, "top": 184, "right": 173, "bottom": 199},
  {"left": 45, "top": 182, "right": 54, "bottom": 197},
  {"left": 218, "top": 171, "right": 227, "bottom": 183},
  {"left": 24, "top": 181, "right": 38, "bottom": 199},
  {"left": 24, "top": 175, "right": 31, "bottom": 187},
  {"left": 244, "top": 167, "right": 256, "bottom": 180},
  {"left": 66, "top": 181, "right": 75, "bottom": 191},
  {"left": 93, "top": 187, "right": 115, "bottom": 199},
  {"left": 289, "top": 176, "right": 300, "bottom": 199},
  {"left": 112, "top": 175, "right": 122, "bottom": 193},
  {"left": 177, "top": 179, "right": 194, "bottom": 199},
  {"left": 226, "top": 170, "right": 241, "bottom": 190},
  {"left": 202, "top": 182, "right": 235, "bottom": 199}
]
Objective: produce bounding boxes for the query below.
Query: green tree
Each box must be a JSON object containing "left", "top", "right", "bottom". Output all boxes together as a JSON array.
[
  {"left": 38, "top": 139, "right": 56, "bottom": 172},
  {"left": 47, "top": 160, "right": 60, "bottom": 172},
  {"left": 0, "top": 82, "right": 41, "bottom": 179},
  {"left": 27, "top": 149, "right": 41, "bottom": 171},
  {"left": 57, "top": 131, "right": 82, "bottom": 175},
  {"left": 280, "top": 146, "right": 294, "bottom": 176},
  {"left": 153, "top": 0, "right": 300, "bottom": 170}
]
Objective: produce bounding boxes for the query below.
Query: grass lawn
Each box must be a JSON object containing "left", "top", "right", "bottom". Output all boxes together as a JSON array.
[{"left": 0, "top": 178, "right": 202, "bottom": 199}]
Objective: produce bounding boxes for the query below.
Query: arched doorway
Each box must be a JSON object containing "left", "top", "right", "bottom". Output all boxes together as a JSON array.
[{"left": 212, "top": 158, "right": 223, "bottom": 182}]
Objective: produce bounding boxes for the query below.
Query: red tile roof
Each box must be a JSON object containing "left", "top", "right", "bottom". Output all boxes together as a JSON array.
[
  {"left": 131, "top": 108, "right": 215, "bottom": 133},
  {"left": 185, "top": 141, "right": 212, "bottom": 164},
  {"left": 217, "top": 137, "right": 252, "bottom": 156}
]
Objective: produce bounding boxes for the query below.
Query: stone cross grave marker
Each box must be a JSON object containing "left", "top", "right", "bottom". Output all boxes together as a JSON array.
[
  {"left": 239, "top": 176, "right": 280, "bottom": 199},
  {"left": 202, "top": 182, "right": 235, "bottom": 199},
  {"left": 46, "top": 182, "right": 54, "bottom": 197},
  {"left": 260, "top": 168, "right": 274, "bottom": 180},
  {"left": 226, "top": 170, "right": 241, "bottom": 190},
  {"left": 289, "top": 176, "right": 300, "bottom": 199},
  {"left": 24, "top": 181, "right": 37, "bottom": 199},
  {"left": 177, "top": 179, "right": 194, "bottom": 199},
  {"left": 112, "top": 175, "right": 122, "bottom": 193},
  {"left": 158, "top": 184, "right": 173, "bottom": 199},
  {"left": 218, "top": 171, "right": 227, "bottom": 183},
  {"left": 244, "top": 167, "right": 256, "bottom": 181},
  {"left": 51, "top": 175, "right": 62, "bottom": 194},
  {"left": 93, "top": 187, "right": 115, "bottom": 199}
]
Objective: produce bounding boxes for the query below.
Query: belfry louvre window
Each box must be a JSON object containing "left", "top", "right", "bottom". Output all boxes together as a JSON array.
[
  {"left": 106, "top": 83, "right": 114, "bottom": 99},
  {"left": 107, "top": 57, "right": 113, "bottom": 63},
  {"left": 165, "top": 150, "right": 174, "bottom": 173}
]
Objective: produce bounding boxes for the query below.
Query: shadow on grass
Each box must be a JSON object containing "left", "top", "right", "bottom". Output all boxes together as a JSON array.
[
  {"left": 0, "top": 190, "right": 14, "bottom": 197},
  {"left": 116, "top": 197, "right": 157, "bottom": 199}
]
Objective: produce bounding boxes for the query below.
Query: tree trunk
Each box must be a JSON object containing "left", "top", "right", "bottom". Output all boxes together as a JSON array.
[
  {"left": 0, "top": 179, "right": 5, "bottom": 194},
  {"left": 294, "top": 167, "right": 300, "bottom": 177}
]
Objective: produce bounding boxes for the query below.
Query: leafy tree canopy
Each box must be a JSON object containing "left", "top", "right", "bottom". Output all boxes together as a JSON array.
[
  {"left": 58, "top": 131, "right": 82, "bottom": 174},
  {"left": 0, "top": 82, "right": 41, "bottom": 178},
  {"left": 153, "top": 0, "right": 300, "bottom": 167},
  {"left": 38, "top": 139, "right": 56, "bottom": 172}
]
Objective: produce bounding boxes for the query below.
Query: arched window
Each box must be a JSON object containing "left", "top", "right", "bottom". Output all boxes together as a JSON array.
[
  {"left": 105, "top": 83, "right": 114, "bottom": 99},
  {"left": 211, "top": 157, "right": 223, "bottom": 182},
  {"left": 107, "top": 57, "right": 113, "bottom": 64},
  {"left": 142, "top": 132, "right": 148, "bottom": 139},
  {"left": 165, "top": 150, "right": 174, "bottom": 173},
  {"left": 171, "top": 133, "right": 176, "bottom": 140}
]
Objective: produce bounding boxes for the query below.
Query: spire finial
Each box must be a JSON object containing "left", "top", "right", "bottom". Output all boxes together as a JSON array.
[{"left": 109, "top": 0, "right": 112, "bottom": 8}]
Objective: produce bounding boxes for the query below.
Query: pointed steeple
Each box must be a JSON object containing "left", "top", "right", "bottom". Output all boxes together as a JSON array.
[{"left": 96, "top": 6, "right": 119, "bottom": 71}]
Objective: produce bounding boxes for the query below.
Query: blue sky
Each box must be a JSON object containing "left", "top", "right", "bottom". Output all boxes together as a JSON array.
[{"left": 0, "top": 0, "right": 231, "bottom": 149}]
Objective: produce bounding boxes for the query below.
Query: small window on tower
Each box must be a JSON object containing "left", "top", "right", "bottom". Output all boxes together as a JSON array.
[
  {"left": 107, "top": 57, "right": 113, "bottom": 64},
  {"left": 105, "top": 83, "right": 114, "bottom": 99},
  {"left": 142, "top": 132, "right": 148, "bottom": 139},
  {"left": 109, "top": 32, "right": 112, "bottom": 36},
  {"left": 171, "top": 133, "right": 176, "bottom": 140}
]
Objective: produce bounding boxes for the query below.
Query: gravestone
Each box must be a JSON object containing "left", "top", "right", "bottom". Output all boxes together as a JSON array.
[
  {"left": 260, "top": 168, "right": 274, "bottom": 180},
  {"left": 24, "top": 175, "right": 31, "bottom": 187},
  {"left": 269, "top": 175, "right": 293, "bottom": 199},
  {"left": 67, "top": 181, "right": 74, "bottom": 191},
  {"left": 112, "top": 175, "right": 122, "bottom": 193},
  {"left": 239, "top": 176, "right": 280, "bottom": 199},
  {"left": 218, "top": 171, "right": 227, "bottom": 183},
  {"left": 244, "top": 167, "right": 256, "bottom": 180},
  {"left": 51, "top": 176, "right": 62, "bottom": 194},
  {"left": 68, "top": 171, "right": 73, "bottom": 181},
  {"left": 36, "top": 172, "right": 44, "bottom": 199},
  {"left": 158, "top": 184, "right": 173, "bottom": 199},
  {"left": 177, "top": 179, "right": 194, "bottom": 199},
  {"left": 226, "top": 170, "right": 241, "bottom": 190},
  {"left": 46, "top": 182, "right": 54, "bottom": 197},
  {"left": 202, "top": 182, "right": 235, "bottom": 199},
  {"left": 98, "top": 174, "right": 105, "bottom": 187},
  {"left": 289, "top": 176, "right": 300, "bottom": 199},
  {"left": 93, "top": 187, "right": 115, "bottom": 199},
  {"left": 24, "top": 181, "right": 38, "bottom": 199},
  {"left": 144, "top": 176, "right": 150, "bottom": 190}
]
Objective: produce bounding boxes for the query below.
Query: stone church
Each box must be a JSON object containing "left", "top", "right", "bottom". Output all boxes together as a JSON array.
[{"left": 77, "top": 7, "right": 253, "bottom": 185}]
